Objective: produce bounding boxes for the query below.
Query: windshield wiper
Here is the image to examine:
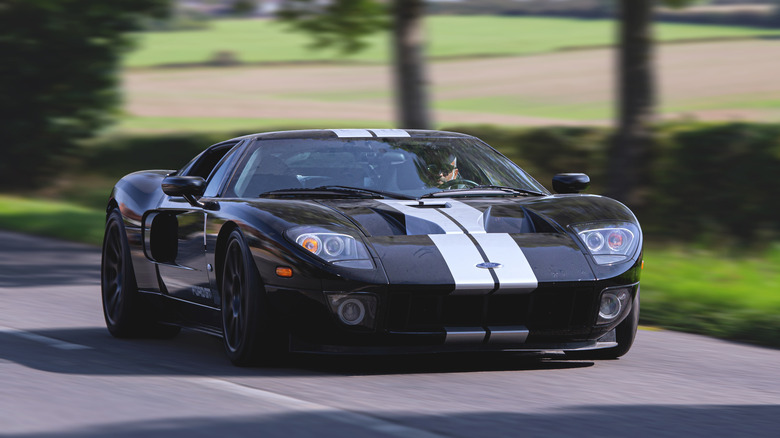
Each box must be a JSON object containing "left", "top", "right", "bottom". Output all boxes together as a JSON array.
[
  {"left": 316, "top": 185, "right": 415, "bottom": 200},
  {"left": 260, "top": 185, "right": 414, "bottom": 200},
  {"left": 473, "top": 185, "right": 546, "bottom": 196},
  {"left": 420, "top": 185, "right": 546, "bottom": 198}
]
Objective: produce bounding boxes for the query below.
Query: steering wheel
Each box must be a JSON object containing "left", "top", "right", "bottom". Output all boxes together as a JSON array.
[{"left": 438, "top": 179, "right": 479, "bottom": 190}]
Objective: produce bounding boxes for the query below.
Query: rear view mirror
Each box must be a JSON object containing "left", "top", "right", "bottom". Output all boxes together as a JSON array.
[
  {"left": 552, "top": 173, "right": 590, "bottom": 194},
  {"left": 162, "top": 176, "right": 206, "bottom": 207},
  {"left": 162, "top": 176, "right": 206, "bottom": 197}
]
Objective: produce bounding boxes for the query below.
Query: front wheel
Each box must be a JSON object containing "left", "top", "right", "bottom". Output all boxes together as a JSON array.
[{"left": 221, "top": 229, "right": 282, "bottom": 366}]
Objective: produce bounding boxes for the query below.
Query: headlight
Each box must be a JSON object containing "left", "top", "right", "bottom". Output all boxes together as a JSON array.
[
  {"left": 285, "top": 226, "right": 373, "bottom": 269},
  {"left": 571, "top": 222, "right": 640, "bottom": 265}
]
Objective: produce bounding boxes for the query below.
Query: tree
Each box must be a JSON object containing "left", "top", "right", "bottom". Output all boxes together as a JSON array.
[
  {"left": 604, "top": 0, "right": 655, "bottom": 207},
  {"left": 0, "top": 0, "right": 169, "bottom": 190},
  {"left": 606, "top": 0, "right": 698, "bottom": 206},
  {"left": 280, "top": 0, "right": 433, "bottom": 129},
  {"left": 231, "top": 0, "right": 258, "bottom": 17},
  {"left": 392, "top": 0, "right": 432, "bottom": 129}
]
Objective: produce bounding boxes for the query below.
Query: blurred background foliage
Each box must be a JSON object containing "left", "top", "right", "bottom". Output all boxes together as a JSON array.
[
  {"left": 25, "top": 121, "right": 780, "bottom": 250},
  {"left": 1, "top": 0, "right": 779, "bottom": 347},
  {"left": 0, "top": 0, "right": 170, "bottom": 190}
]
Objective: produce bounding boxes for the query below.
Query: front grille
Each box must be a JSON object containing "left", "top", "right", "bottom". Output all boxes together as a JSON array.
[{"left": 385, "top": 286, "right": 596, "bottom": 332}]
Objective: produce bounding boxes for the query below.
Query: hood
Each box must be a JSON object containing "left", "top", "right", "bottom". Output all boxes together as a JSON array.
[{"left": 316, "top": 195, "right": 637, "bottom": 289}]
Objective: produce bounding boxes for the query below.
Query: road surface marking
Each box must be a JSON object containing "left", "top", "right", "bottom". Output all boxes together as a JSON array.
[
  {"left": 0, "top": 325, "right": 92, "bottom": 350},
  {"left": 196, "top": 378, "right": 446, "bottom": 438}
]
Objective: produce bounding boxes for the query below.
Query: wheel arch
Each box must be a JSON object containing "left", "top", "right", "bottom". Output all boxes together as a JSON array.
[
  {"left": 106, "top": 198, "right": 119, "bottom": 220},
  {"left": 215, "top": 221, "right": 240, "bottom": 293}
]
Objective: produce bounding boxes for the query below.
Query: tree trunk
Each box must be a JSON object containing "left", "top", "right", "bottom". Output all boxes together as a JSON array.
[
  {"left": 392, "top": 0, "right": 432, "bottom": 130},
  {"left": 606, "top": 0, "right": 656, "bottom": 207}
]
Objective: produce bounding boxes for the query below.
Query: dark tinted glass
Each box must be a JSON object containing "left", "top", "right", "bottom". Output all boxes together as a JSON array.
[{"left": 225, "top": 137, "right": 547, "bottom": 198}]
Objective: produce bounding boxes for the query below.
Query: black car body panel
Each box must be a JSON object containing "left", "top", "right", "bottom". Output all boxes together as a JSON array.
[{"left": 105, "top": 129, "right": 643, "bottom": 356}]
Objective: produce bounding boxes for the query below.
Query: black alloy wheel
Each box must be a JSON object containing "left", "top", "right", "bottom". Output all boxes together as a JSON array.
[
  {"left": 221, "top": 229, "right": 278, "bottom": 366},
  {"left": 101, "top": 209, "right": 179, "bottom": 338},
  {"left": 102, "top": 211, "right": 131, "bottom": 335}
]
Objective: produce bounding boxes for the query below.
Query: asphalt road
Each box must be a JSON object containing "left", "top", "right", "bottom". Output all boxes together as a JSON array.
[{"left": 1, "top": 230, "right": 779, "bottom": 437}]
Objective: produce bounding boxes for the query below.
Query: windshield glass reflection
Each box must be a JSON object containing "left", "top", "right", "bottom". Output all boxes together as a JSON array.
[{"left": 225, "top": 137, "right": 548, "bottom": 198}]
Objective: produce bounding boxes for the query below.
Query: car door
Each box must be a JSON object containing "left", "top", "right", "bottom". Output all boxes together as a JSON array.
[{"left": 149, "top": 141, "right": 243, "bottom": 307}]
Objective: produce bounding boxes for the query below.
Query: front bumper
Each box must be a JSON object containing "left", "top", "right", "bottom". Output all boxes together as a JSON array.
[
  {"left": 266, "top": 282, "right": 638, "bottom": 354},
  {"left": 289, "top": 336, "right": 618, "bottom": 355}
]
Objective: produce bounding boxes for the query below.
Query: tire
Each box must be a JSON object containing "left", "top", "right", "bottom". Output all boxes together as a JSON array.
[
  {"left": 567, "top": 289, "right": 640, "bottom": 360},
  {"left": 101, "top": 209, "right": 180, "bottom": 339},
  {"left": 221, "top": 229, "right": 282, "bottom": 366}
]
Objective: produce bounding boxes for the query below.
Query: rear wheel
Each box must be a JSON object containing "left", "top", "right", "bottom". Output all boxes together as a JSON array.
[
  {"left": 221, "top": 229, "right": 281, "bottom": 366},
  {"left": 101, "top": 209, "right": 179, "bottom": 338}
]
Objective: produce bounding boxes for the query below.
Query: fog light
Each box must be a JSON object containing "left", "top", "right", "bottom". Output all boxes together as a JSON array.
[
  {"left": 597, "top": 287, "right": 631, "bottom": 324},
  {"left": 325, "top": 292, "right": 377, "bottom": 329},
  {"left": 338, "top": 299, "right": 365, "bottom": 325},
  {"left": 599, "top": 294, "right": 621, "bottom": 320}
]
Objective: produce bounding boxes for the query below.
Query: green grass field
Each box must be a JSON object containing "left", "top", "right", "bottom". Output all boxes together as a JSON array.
[
  {"left": 664, "top": 95, "right": 780, "bottom": 115},
  {"left": 435, "top": 97, "right": 611, "bottom": 121},
  {"left": 109, "top": 116, "right": 394, "bottom": 134},
  {"left": 124, "top": 16, "right": 780, "bottom": 67},
  {"left": 2, "top": 194, "right": 779, "bottom": 348}
]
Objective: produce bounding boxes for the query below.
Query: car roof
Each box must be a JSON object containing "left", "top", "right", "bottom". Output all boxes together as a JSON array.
[{"left": 228, "top": 129, "right": 477, "bottom": 142}]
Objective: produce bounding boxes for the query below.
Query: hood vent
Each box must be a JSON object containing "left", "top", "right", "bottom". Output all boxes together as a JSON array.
[
  {"left": 483, "top": 206, "right": 557, "bottom": 234},
  {"left": 330, "top": 200, "right": 559, "bottom": 237},
  {"left": 410, "top": 201, "right": 449, "bottom": 209}
]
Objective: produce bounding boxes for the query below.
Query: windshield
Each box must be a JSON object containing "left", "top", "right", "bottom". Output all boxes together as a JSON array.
[{"left": 224, "top": 136, "right": 548, "bottom": 199}]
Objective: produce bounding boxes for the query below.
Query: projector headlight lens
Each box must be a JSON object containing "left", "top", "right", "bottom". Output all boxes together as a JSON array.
[{"left": 585, "top": 231, "right": 605, "bottom": 252}]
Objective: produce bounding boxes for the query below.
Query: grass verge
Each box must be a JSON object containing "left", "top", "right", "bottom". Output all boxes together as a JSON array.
[
  {"left": 640, "top": 246, "right": 780, "bottom": 348},
  {"left": 1, "top": 195, "right": 778, "bottom": 349},
  {"left": 0, "top": 196, "right": 105, "bottom": 246}
]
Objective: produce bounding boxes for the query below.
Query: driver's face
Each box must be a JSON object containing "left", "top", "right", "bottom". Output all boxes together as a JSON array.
[
  {"left": 437, "top": 158, "right": 458, "bottom": 184},
  {"left": 439, "top": 167, "right": 458, "bottom": 183}
]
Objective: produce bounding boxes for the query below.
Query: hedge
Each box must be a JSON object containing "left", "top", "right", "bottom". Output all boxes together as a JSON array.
[
  {"left": 448, "top": 122, "right": 780, "bottom": 246},
  {"left": 74, "top": 122, "right": 780, "bottom": 247}
]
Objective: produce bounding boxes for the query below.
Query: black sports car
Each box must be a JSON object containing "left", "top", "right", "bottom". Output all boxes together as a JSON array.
[{"left": 102, "top": 129, "right": 642, "bottom": 365}]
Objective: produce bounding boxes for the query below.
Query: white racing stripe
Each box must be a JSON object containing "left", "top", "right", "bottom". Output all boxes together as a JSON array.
[
  {"left": 331, "top": 129, "right": 372, "bottom": 138},
  {"left": 195, "top": 378, "right": 446, "bottom": 438},
  {"left": 439, "top": 200, "right": 486, "bottom": 234},
  {"left": 0, "top": 325, "right": 92, "bottom": 350},
  {"left": 377, "top": 200, "right": 463, "bottom": 234},
  {"left": 472, "top": 233, "right": 537, "bottom": 292},
  {"left": 429, "top": 234, "right": 495, "bottom": 294},
  {"left": 377, "top": 200, "right": 537, "bottom": 294},
  {"left": 330, "top": 129, "right": 411, "bottom": 138},
  {"left": 371, "top": 129, "right": 410, "bottom": 137}
]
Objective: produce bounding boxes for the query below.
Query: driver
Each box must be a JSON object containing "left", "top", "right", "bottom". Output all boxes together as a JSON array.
[{"left": 437, "top": 156, "right": 459, "bottom": 186}]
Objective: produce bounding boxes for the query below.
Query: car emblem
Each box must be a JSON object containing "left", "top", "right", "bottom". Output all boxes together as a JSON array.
[{"left": 476, "top": 262, "right": 502, "bottom": 269}]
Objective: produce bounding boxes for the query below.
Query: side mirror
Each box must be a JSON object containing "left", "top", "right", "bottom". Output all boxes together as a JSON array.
[
  {"left": 552, "top": 173, "right": 590, "bottom": 194},
  {"left": 162, "top": 176, "right": 206, "bottom": 207}
]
